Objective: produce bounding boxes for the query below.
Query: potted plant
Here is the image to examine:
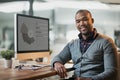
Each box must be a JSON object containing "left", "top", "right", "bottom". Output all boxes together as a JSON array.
[{"left": 0, "top": 50, "right": 14, "bottom": 68}]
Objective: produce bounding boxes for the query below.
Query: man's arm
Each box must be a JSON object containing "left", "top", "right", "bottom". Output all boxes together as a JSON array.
[
  {"left": 54, "top": 62, "right": 93, "bottom": 80},
  {"left": 51, "top": 43, "right": 72, "bottom": 78},
  {"left": 92, "top": 39, "right": 117, "bottom": 80}
]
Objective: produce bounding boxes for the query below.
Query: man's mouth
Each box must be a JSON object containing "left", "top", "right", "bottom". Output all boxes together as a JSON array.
[{"left": 80, "top": 26, "right": 87, "bottom": 31}]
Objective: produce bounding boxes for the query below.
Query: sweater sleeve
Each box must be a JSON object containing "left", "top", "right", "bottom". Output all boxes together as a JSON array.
[
  {"left": 51, "top": 43, "right": 72, "bottom": 67},
  {"left": 92, "top": 39, "right": 117, "bottom": 80}
]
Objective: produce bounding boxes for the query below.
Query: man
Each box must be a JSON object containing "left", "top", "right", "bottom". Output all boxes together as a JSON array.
[{"left": 51, "top": 9, "right": 117, "bottom": 80}]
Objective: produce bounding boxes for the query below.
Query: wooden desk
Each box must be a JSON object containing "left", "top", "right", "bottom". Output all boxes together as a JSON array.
[
  {"left": 0, "top": 63, "right": 73, "bottom": 80},
  {"left": 0, "top": 66, "right": 55, "bottom": 80},
  {"left": 0, "top": 65, "right": 57, "bottom": 80}
]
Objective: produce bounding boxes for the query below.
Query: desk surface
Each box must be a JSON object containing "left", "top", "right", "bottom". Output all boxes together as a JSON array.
[
  {"left": 0, "top": 60, "right": 73, "bottom": 80},
  {"left": 0, "top": 66, "right": 57, "bottom": 80}
]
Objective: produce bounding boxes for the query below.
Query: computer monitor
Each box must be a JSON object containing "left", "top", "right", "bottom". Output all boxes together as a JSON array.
[{"left": 14, "top": 14, "right": 49, "bottom": 61}]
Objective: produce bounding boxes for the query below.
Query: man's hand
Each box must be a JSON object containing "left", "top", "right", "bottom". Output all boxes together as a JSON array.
[{"left": 54, "top": 62, "right": 67, "bottom": 78}]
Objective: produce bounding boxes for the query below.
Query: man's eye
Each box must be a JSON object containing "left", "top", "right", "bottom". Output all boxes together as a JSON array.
[
  {"left": 76, "top": 18, "right": 88, "bottom": 23},
  {"left": 76, "top": 20, "right": 80, "bottom": 23},
  {"left": 82, "top": 18, "right": 88, "bottom": 21}
]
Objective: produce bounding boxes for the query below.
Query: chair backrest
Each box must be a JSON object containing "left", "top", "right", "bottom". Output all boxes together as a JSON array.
[{"left": 117, "top": 52, "right": 120, "bottom": 80}]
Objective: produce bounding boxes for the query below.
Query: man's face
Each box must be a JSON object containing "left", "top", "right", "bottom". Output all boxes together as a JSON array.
[{"left": 75, "top": 12, "right": 94, "bottom": 35}]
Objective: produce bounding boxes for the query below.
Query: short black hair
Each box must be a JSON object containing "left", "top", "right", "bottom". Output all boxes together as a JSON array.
[{"left": 76, "top": 9, "right": 92, "bottom": 17}]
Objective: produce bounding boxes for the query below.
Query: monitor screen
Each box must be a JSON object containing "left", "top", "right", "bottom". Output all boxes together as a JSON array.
[{"left": 14, "top": 14, "right": 49, "bottom": 53}]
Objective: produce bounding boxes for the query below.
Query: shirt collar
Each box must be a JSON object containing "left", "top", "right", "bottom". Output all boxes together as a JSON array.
[{"left": 78, "top": 28, "right": 98, "bottom": 42}]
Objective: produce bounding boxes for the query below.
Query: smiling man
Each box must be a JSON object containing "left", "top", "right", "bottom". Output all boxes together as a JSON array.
[{"left": 51, "top": 9, "right": 117, "bottom": 80}]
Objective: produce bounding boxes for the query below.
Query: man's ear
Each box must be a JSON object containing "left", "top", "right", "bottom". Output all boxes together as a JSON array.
[{"left": 92, "top": 18, "right": 94, "bottom": 23}]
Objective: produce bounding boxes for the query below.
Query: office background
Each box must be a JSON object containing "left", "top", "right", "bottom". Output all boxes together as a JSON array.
[{"left": 0, "top": 0, "right": 120, "bottom": 59}]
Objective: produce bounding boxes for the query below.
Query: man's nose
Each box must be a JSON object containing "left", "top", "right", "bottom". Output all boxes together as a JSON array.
[{"left": 79, "top": 21, "right": 85, "bottom": 25}]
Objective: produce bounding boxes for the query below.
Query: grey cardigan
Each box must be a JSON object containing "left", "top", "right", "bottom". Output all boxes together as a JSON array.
[{"left": 51, "top": 33, "right": 117, "bottom": 80}]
